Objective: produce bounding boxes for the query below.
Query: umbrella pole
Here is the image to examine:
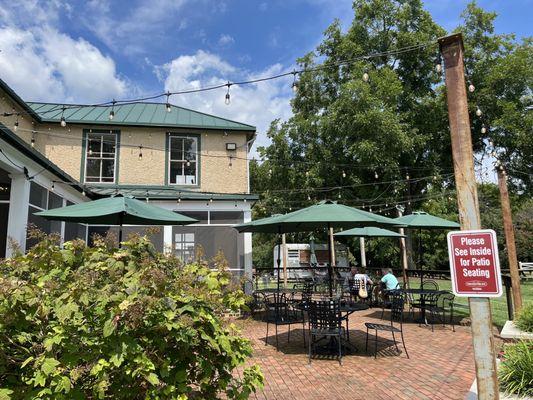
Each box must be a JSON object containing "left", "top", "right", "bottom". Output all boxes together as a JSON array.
[
  {"left": 327, "top": 223, "right": 333, "bottom": 297},
  {"left": 276, "top": 227, "right": 282, "bottom": 293},
  {"left": 419, "top": 228, "right": 423, "bottom": 288}
]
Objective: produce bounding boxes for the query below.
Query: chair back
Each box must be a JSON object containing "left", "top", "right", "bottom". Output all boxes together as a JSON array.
[
  {"left": 264, "top": 292, "right": 289, "bottom": 320},
  {"left": 389, "top": 293, "right": 405, "bottom": 326},
  {"left": 421, "top": 279, "right": 439, "bottom": 291},
  {"left": 437, "top": 292, "right": 455, "bottom": 310},
  {"left": 308, "top": 299, "right": 342, "bottom": 331}
]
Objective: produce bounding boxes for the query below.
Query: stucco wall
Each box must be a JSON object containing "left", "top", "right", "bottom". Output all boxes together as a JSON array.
[
  {"left": 0, "top": 90, "right": 36, "bottom": 144},
  {"left": 35, "top": 123, "right": 250, "bottom": 193}
]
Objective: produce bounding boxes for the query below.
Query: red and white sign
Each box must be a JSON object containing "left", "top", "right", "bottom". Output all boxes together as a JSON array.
[{"left": 447, "top": 229, "right": 502, "bottom": 297}]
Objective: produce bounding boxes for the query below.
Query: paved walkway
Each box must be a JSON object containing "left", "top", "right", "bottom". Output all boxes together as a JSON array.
[{"left": 237, "top": 308, "right": 475, "bottom": 400}]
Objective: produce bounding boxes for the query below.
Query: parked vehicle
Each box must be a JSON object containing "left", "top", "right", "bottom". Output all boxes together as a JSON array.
[{"left": 273, "top": 243, "right": 349, "bottom": 280}]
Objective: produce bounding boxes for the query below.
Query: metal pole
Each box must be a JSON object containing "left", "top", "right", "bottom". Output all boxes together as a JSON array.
[
  {"left": 276, "top": 227, "right": 282, "bottom": 292},
  {"left": 282, "top": 233, "right": 288, "bottom": 288},
  {"left": 359, "top": 237, "right": 367, "bottom": 269},
  {"left": 440, "top": 33, "right": 499, "bottom": 399},
  {"left": 503, "top": 276, "right": 514, "bottom": 320},
  {"left": 497, "top": 167, "right": 523, "bottom": 313},
  {"left": 327, "top": 223, "right": 333, "bottom": 297}
]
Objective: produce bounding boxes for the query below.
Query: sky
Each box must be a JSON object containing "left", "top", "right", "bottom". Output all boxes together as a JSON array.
[{"left": 0, "top": 0, "right": 531, "bottom": 152}]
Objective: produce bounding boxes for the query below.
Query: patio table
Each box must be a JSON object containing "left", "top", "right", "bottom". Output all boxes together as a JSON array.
[{"left": 402, "top": 289, "right": 448, "bottom": 324}]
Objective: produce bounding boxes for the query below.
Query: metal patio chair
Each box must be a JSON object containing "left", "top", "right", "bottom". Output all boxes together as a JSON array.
[
  {"left": 308, "top": 298, "right": 344, "bottom": 365},
  {"left": 264, "top": 292, "right": 306, "bottom": 351},
  {"left": 365, "top": 293, "right": 409, "bottom": 359}
]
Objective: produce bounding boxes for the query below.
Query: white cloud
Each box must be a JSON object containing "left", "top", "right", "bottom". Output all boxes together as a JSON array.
[
  {"left": 0, "top": 26, "right": 128, "bottom": 103},
  {"left": 217, "top": 34, "right": 234, "bottom": 46},
  {"left": 156, "top": 50, "right": 294, "bottom": 151},
  {"left": 84, "top": 0, "right": 190, "bottom": 55}
]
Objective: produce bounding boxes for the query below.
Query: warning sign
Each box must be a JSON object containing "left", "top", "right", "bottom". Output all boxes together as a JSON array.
[{"left": 447, "top": 229, "right": 502, "bottom": 297}]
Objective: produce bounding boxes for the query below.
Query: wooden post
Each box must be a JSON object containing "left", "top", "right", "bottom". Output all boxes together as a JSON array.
[
  {"left": 440, "top": 33, "right": 499, "bottom": 400},
  {"left": 397, "top": 207, "right": 409, "bottom": 288},
  {"left": 282, "top": 233, "right": 288, "bottom": 288},
  {"left": 496, "top": 167, "right": 523, "bottom": 313}
]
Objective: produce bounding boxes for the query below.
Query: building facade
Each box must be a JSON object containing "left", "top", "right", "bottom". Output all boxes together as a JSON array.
[{"left": 0, "top": 79, "right": 256, "bottom": 278}]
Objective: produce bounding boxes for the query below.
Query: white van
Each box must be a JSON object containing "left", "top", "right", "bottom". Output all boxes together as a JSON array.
[{"left": 272, "top": 243, "right": 349, "bottom": 280}]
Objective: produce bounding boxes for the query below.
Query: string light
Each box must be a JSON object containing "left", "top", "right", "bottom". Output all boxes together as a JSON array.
[
  {"left": 138, "top": 145, "right": 143, "bottom": 160},
  {"left": 228, "top": 156, "right": 233, "bottom": 167},
  {"left": 291, "top": 70, "right": 298, "bottom": 93},
  {"left": 13, "top": 120, "right": 18, "bottom": 132},
  {"left": 481, "top": 125, "right": 487, "bottom": 134},
  {"left": 51, "top": 182, "right": 55, "bottom": 191},
  {"left": 31, "top": 135, "right": 35, "bottom": 148},
  {"left": 468, "top": 82, "right": 475, "bottom": 93},
  {"left": 342, "top": 170, "right": 346, "bottom": 178},
  {"left": 475, "top": 106, "right": 482, "bottom": 117},
  {"left": 225, "top": 82, "right": 231, "bottom": 105},
  {"left": 374, "top": 171, "right": 378, "bottom": 179},
  {"left": 165, "top": 92, "right": 172, "bottom": 112},
  {"left": 435, "top": 54, "right": 442, "bottom": 73},
  {"left": 406, "top": 173, "right": 410, "bottom": 180},
  {"left": 60, "top": 106, "right": 67, "bottom": 127},
  {"left": 109, "top": 100, "right": 116, "bottom": 120},
  {"left": 186, "top": 159, "right": 191, "bottom": 167},
  {"left": 362, "top": 71, "right": 369, "bottom": 82}
]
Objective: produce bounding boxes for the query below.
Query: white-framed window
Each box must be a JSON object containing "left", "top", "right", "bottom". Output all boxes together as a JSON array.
[
  {"left": 168, "top": 135, "right": 197, "bottom": 185},
  {"left": 174, "top": 232, "right": 195, "bottom": 262},
  {"left": 84, "top": 132, "right": 117, "bottom": 183}
]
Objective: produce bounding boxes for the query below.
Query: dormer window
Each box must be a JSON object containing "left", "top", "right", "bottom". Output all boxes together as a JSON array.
[{"left": 168, "top": 135, "right": 198, "bottom": 185}]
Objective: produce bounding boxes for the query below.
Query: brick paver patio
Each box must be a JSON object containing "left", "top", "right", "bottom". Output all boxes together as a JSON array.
[{"left": 237, "top": 308, "right": 476, "bottom": 400}]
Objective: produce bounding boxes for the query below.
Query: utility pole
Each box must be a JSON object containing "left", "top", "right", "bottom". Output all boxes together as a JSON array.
[
  {"left": 440, "top": 33, "right": 499, "bottom": 399},
  {"left": 496, "top": 167, "right": 523, "bottom": 313}
]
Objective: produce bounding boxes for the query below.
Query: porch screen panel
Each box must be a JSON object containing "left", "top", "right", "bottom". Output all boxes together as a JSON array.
[{"left": 172, "top": 226, "right": 244, "bottom": 270}]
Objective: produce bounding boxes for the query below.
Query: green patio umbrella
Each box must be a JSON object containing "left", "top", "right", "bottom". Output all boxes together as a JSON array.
[
  {"left": 234, "top": 200, "right": 401, "bottom": 295},
  {"left": 334, "top": 227, "right": 406, "bottom": 238},
  {"left": 35, "top": 195, "right": 197, "bottom": 244},
  {"left": 393, "top": 211, "right": 460, "bottom": 286}
]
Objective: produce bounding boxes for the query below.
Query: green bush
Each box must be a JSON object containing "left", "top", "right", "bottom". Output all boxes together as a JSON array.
[
  {"left": 0, "top": 233, "right": 263, "bottom": 399},
  {"left": 515, "top": 302, "right": 533, "bottom": 333},
  {"left": 498, "top": 341, "right": 533, "bottom": 398}
]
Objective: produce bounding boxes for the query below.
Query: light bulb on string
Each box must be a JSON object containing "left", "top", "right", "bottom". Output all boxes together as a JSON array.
[
  {"left": 468, "top": 82, "right": 475, "bottom": 93},
  {"left": 51, "top": 182, "right": 55, "bottom": 191},
  {"left": 406, "top": 173, "right": 410, "bottom": 180},
  {"left": 342, "top": 170, "right": 346, "bottom": 178},
  {"left": 481, "top": 125, "right": 487, "bottom": 134},
  {"left": 374, "top": 171, "right": 378, "bottom": 179},
  {"left": 60, "top": 106, "right": 67, "bottom": 127},
  {"left": 31, "top": 135, "right": 35, "bottom": 148},
  {"left": 291, "top": 70, "right": 298, "bottom": 93},
  {"left": 475, "top": 106, "right": 482, "bottom": 117},
  {"left": 225, "top": 82, "right": 231, "bottom": 105},
  {"left": 165, "top": 91, "right": 172, "bottom": 112},
  {"left": 109, "top": 100, "right": 116, "bottom": 120},
  {"left": 88, "top": 148, "right": 93, "bottom": 156},
  {"left": 362, "top": 71, "right": 369, "bottom": 82},
  {"left": 13, "top": 120, "right": 18, "bottom": 132},
  {"left": 138, "top": 145, "right": 143, "bottom": 160},
  {"left": 307, "top": 194, "right": 311, "bottom": 201},
  {"left": 435, "top": 54, "right": 442, "bottom": 73},
  {"left": 488, "top": 139, "right": 494, "bottom": 147},
  {"left": 82, "top": 189, "right": 86, "bottom": 196},
  {"left": 186, "top": 159, "right": 191, "bottom": 167}
]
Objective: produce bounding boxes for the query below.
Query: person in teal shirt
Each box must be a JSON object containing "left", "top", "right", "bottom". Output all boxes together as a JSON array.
[{"left": 380, "top": 268, "right": 399, "bottom": 290}]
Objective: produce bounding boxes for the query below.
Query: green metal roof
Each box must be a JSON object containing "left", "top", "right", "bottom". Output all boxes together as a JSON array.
[
  {"left": 27, "top": 102, "right": 256, "bottom": 132},
  {"left": 87, "top": 184, "right": 259, "bottom": 201}
]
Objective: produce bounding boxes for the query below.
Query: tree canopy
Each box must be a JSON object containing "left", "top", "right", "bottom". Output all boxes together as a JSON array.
[{"left": 250, "top": 0, "right": 532, "bottom": 269}]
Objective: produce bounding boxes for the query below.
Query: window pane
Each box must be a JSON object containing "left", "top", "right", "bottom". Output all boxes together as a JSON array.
[
  {"left": 184, "top": 162, "right": 196, "bottom": 184},
  {"left": 184, "top": 138, "right": 196, "bottom": 161},
  {"left": 48, "top": 191, "right": 63, "bottom": 209},
  {"left": 101, "top": 135, "right": 116, "bottom": 156},
  {"left": 86, "top": 159, "right": 100, "bottom": 178},
  {"left": 29, "top": 182, "right": 47, "bottom": 208},
  {"left": 169, "top": 161, "right": 183, "bottom": 184},
  {"left": 210, "top": 211, "right": 244, "bottom": 224},
  {"left": 101, "top": 159, "right": 115, "bottom": 179},
  {"left": 176, "top": 211, "right": 208, "bottom": 224},
  {"left": 170, "top": 137, "right": 183, "bottom": 160},
  {"left": 88, "top": 137, "right": 101, "bottom": 157}
]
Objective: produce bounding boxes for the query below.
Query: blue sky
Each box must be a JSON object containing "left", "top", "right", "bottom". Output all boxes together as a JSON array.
[{"left": 0, "top": 0, "right": 531, "bottom": 150}]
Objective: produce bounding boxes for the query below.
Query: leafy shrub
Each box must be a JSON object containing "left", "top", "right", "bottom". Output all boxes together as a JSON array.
[
  {"left": 515, "top": 302, "right": 533, "bottom": 333},
  {"left": 498, "top": 341, "right": 533, "bottom": 398},
  {"left": 0, "top": 233, "right": 263, "bottom": 399}
]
